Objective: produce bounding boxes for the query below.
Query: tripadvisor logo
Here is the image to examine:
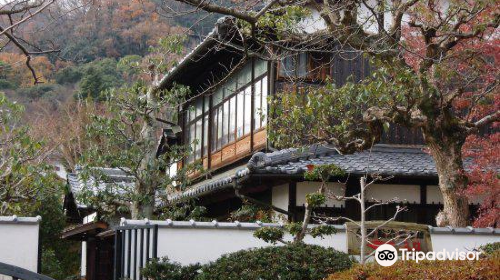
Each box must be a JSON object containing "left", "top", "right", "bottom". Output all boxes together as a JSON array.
[
  {"left": 374, "top": 244, "right": 482, "bottom": 266},
  {"left": 375, "top": 244, "right": 398, "bottom": 266}
]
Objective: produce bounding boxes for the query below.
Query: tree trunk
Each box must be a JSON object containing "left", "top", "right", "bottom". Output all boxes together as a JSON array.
[
  {"left": 426, "top": 138, "right": 470, "bottom": 227},
  {"left": 131, "top": 191, "right": 155, "bottom": 219},
  {"left": 359, "top": 177, "right": 367, "bottom": 265},
  {"left": 132, "top": 85, "right": 161, "bottom": 219}
]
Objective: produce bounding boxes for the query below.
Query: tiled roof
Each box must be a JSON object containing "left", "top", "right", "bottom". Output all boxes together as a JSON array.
[
  {"left": 0, "top": 215, "right": 41, "bottom": 224},
  {"left": 120, "top": 219, "right": 500, "bottom": 235},
  {"left": 251, "top": 144, "right": 440, "bottom": 177},
  {"left": 67, "top": 167, "right": 135, "bottom": 208},
  {"left": 172, "top": 145, "right": 470, "bottom": 200},
  {"left": 157, "top": 17, "right": 230, "bottom": 90}
]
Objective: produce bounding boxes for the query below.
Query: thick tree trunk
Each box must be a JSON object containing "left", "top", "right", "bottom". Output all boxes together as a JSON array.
[
  {"left": 131, "top": 191, "right": 155, "bottom": 219},
  {"left": 426, "top": 138, "right": 470, "bottom": 227},
  {"left": 131, "top": 86, "right": 160, "bottom": 219}
]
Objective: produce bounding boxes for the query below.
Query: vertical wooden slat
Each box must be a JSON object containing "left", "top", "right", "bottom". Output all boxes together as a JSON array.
[
  {"left": 139, "top": 228, "right": 144, "bottom": 280},
  {"left": 133, "top": 228, "right": 138, "bottom": 280},
  {"left": 152, "top": 225, "right": 158, "bottom": 259},
  {"left": 127, "top": 230, "right": 131, "bottom": 278},
  {"left": 146, "top": 227, "right": 150, "bottom": 262},
  {"left": 113, "top": 231, "right": 119, "bottom": 280}
]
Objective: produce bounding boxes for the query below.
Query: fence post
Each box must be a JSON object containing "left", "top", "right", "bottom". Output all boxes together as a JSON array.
[{"left": 152, "top": 225, "right": 158, "bottom": 259}]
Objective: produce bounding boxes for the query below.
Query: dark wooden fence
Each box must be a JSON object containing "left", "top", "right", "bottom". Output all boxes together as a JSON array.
[{"left": 113, "top": 224, "right": 158, "bottom": 280}]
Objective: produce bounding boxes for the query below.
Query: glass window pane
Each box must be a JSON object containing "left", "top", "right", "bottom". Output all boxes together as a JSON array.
[
  {"left": 195, "top": 98, "right": 203, "bottom": 117},
  {"left": 262, "top": 76, "right": 268, "bottom": 126},
  {"left": 196, "top": 120, "right": 202, "bottom": 159},
  {"left": 244, "top": 86, "right": 251, "bottom": 134},
  {"left": 203, "top": 115, "right": 208, "bottom": 156},
  {"left": 298, "top": 53, "right": 308, "bottom": 77},
  {"left": 217, "top": 107, "right": 223, "bottom": 150},
  {"left": 222, "top": 101, "right": 229, "bottom": 146},
  {"left": 211, "top": 109, "right": 218, "bottom": 152},
  {"left": 254, "top": 80, "right": 262, "bottom": 130},
  {"left": 189, "top": 123, "right": 196, "bottom": 163},
  {"left": 229, "top": 96, "right": 236, "bottom": 143},
  {"left": 239, "top": 63, "right": 252, "bottom": 86},
  {"left": 237, "top": 91, "right": 244, "bottom": 138},
  {"left": 255, "top": 59, "right": 267, "bottom": 77},
  {"left": 204, "top": 95, "right": 210, "bottom": 113},
  {"left": 213, "top": 88, "right": 223, "bottom": 106},
  {"left": 279, "top": 56, "right": 296, "bottom": 77}
]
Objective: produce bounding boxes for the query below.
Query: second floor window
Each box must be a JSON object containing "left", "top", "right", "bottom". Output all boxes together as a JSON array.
[{"left": 184, "top": 59, "right": 268, "bottom": 165}]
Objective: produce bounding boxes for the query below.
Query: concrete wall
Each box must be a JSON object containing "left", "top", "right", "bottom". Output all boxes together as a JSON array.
[
  {"left": 431, "top": 231, "right": 499, "bottom": 253},
  {"left": 122, "top": 220, "right": 347, "bottom": 267},
  {"left": 121, "top": 219, "right": 499, "bottom": 269},
  {"left": 0, "top": 216, "right": 40, "bottom": 280},
  {"left": 296, "top": 182, "right": 345, "bottom": 207}
]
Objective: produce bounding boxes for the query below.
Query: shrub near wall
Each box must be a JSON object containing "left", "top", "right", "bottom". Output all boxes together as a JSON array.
[
  {"left": 142, "top": 244, "right": 354, "bottom": 280},
  {"left": 196, "top": 243, "right": 353, "bottom": 280},
  {"left": 327, "top": 258, "right": 500, "bottom": 280}
]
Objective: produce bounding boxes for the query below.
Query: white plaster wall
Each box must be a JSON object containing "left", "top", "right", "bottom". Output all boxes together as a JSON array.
[
  {"left": 0, "top": 220, "right": 39, "bottom": 279},
  {"left": 427, "top": 185, "right": 483, "bottom": 205},
  {"left": 272, "top": 184, "right": 289, "bottom": 220},
  {"left": 427, "top": 185, "right": 443, "bottom": 204},
  {"left": 365, "top": 184, "right": 420, "bottom": 204},
  {"left": 121, "top": 220, "right": 499, "bottom": 270},
  {"left": 431, "top": 234, "right": 500, "bottom": 253},
  {"left": 296, "top": 182, "right": 345, "bottom": 207},
  {"left": 155, "top": 226, "right": 347, "bottom": 266}
]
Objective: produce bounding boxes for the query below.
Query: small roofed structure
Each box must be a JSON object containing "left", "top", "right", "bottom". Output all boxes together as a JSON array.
[{"left": 63, "top": 166, "right": 135, "bottom": 223}]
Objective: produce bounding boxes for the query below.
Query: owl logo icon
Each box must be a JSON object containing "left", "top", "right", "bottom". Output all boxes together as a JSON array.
[{"left": 375, "top": 244, "right": 398, "bottom": 266}]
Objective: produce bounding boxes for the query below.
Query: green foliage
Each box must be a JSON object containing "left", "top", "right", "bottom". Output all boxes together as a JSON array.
[
  {"left": 148, "top": 35, "right": 187, "bottom": 74},
  {"left": 304, "top": 164, "right": 346, "bottom": 182},
  {"left": 310, "top": 225, "right": 337, "bottom": 239},
  {"left": 230, "top": 204, "right": 273, "bottom": 222},
  {"left": 480, "top": 242, "right": 500, "bottom": 258},
  {"left": 16, "top": 84, "right": 58, "bottom": 100},
  {"left": 197, "top": 244, "right": 354, "bottom": 280},
  {"left": 0, "top": 79, "right": 16, "bottom": 89},
  {"left": 158, "top": 200, "right": 208, "bottom": 221},
  {"left": 78, "top": 59, "right": 122, "bottom": 100},
  {"left": 0, "top": 93, "right": 79, "bottom": 278},
  {"left": 268, "top": 65, "right": 418, "bottom": 151},
  {"left": 327, "top": 258, "right": 500, "bottom": 280},
  {"left": 78, "top": 81, "right": 195, "bottom": 219},
  {"left": 117, "top": 55, "right": 143, "bottom": 80},
  {"left": 285, "top": 222, "right": 302, "bottom": 236},
  {"left": 141, "top": 258, "right": 201, "bottom": 280},
  {"left": 55, "top": 66, "right": 82, "bottom": 85},
  {"left": 36, "top": 194, "right": 80, "bottom": 279},
  {"left": 306, "top": 192, "right": 327, "bottom": 207},
  {"left": 253, "top": 227, "right": 284, "bottom": 244}
]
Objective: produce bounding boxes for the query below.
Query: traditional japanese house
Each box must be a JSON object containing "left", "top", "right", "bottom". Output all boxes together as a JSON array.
[{"left": 156, "top": 17, "right": 481, "bottom": 226}]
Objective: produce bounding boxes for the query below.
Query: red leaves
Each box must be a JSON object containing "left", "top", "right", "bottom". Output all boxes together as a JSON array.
[{"left": 463, "top": 133, "right": 500, "bottom": 227}]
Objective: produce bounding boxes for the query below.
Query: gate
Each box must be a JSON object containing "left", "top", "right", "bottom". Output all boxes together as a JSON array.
[{"left": 113, "top": 224, "right": 158, "bottom": 280}]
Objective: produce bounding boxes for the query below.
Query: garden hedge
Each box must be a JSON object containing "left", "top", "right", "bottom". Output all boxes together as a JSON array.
[
  {"left": 142, "top": 244, "right": 353, "bottom": 280},
  {"left": 196, "top": 243, "right": 353, "bottom": 280},
  {"left": 327, "top": 258, "right": 500, "bottom": 280}
]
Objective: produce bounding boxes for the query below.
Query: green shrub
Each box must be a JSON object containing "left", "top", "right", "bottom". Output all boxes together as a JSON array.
[
  {"left": 327, "top": 258, "right": 500, "bottom": 280},
  {"left": 196, "top": 244, "right": 354, "bottom": 280},
  {"left": 16, "top": 84, "right": 57, "bottom": 100},
  {"left": 480, "top": 242, "right": 500, "bottom": 258},
  {"left": 141, "top": 257, "right": 201, "bottom": 280},
  {"left": 0, "top": 79, "right": 16, "bottom": 89},
  {"left": 55, "top": 66, "right": 82, "bottom": 85}
]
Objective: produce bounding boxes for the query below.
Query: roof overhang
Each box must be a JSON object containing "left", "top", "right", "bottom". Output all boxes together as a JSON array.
[{"left": 61, "top": 221, "right": 108, "bottom": 241}]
